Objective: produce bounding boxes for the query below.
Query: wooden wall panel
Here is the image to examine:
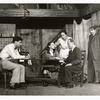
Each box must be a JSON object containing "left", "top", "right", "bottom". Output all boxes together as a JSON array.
[
  {"left": 0, "top": 24, "right": 16, "bottom": 50},
  {"left": 91, "top": 10, "right": 100, "bottom": 26},
  {"left": 91, "top": 13, "right": 98, "bottom": 26},
  {"left": 0, "top": 9, "right": 79, "bottom": 17},
  {"left": 42, "top": 29, "right": 61, "bottom": 50},
  {"left": 65, "top": 24, "right": 73, "bottom": 37},
  {"left": 0, "top": 4, "right": 18, "bottom": 9},
  {"left": 17, "top": 29, "right": 41, "bottom": 60},
  {"left": 0, "top": 24, "right": 16, "bottom": 37}
]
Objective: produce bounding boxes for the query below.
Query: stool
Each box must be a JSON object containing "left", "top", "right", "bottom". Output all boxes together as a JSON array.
[{"left": 2, "top": 69, "right": 12, "bottom": 88}]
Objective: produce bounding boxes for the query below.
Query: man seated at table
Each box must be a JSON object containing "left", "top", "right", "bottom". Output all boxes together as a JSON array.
[
  {"left": 0, "top": 36, "right": 30, "bottom": 89},
  {"left": 59, "top": 38, "right": 82, "bottom": 88}
]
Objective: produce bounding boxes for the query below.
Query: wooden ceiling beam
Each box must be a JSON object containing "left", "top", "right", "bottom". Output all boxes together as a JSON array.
[
  {"left": 80, "top": 4, "right": 100, "bottom": 17},
  {"left": 0, "top": 9, "right": 80, "bottom": 17},
  {"left": 0, "top": 5, "right": 100, "bottom": 18}
]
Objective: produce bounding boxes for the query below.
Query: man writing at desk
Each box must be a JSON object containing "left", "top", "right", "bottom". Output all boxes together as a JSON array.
[{"left": 0, "top": 36, "right": 30, "bottom": 89}]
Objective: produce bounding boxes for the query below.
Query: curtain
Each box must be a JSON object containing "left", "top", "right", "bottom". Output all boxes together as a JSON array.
[
  {"left": 73, "top": 10, "right": 100, "bottom": 76},
  {"left": 73, "top": 18, "right": 91, "bottom": 74}
]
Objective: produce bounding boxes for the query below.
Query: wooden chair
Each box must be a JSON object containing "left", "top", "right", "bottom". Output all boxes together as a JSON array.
[
  {"left": 72, "top": 50, "right": 86, "bottom": 87},
  {"left": 2, "top": 69, "right": 12, "bottom": 88},
  {"left": 41, "top": 59, "right": 60, "bottom": 87}
]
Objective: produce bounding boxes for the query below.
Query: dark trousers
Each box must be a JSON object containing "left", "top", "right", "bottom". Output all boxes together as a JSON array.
[
  {"left": 59, "top": 65, "right": 82, "bottom": 83},
  {"left": 59, "top": 65, "right": 65, "bottom": 83}
]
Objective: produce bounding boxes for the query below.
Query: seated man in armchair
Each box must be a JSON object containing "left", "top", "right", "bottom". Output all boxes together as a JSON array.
[{"left": 59, "top": 38, "right": 82, "bottom": 88}]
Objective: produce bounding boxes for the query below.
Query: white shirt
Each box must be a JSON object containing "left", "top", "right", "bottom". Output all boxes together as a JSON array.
[
  {"left": 0, "top": 43, "right": 25, "bottom": 60},
  {"left": 58, "top": 37, "right": 72, "bottom": 58},
  {"left": 59, "top": 37, "right": 69, "bottom": 50},
  {"left": 49, "top": 49, "right": 54, "bottom": 56},
  {"left": 72, "top": 45, "right": 76, "bottom": 52}
]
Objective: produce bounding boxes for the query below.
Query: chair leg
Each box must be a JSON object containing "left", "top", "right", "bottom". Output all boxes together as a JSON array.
[
  {"left": 57, "top": 68, "right": 61, "bottom": 88},
  {"left": 4, "top": 72, "right": 7, "bottom": 88},
  {"left": 57, "top": 75, "right": 61, "bottom": 88},
  {"left": 80, "top": 74, "right": 83, "bottom": 87},
  {"left": 57, "top": 79, "right": 61, "bottom": 88}
]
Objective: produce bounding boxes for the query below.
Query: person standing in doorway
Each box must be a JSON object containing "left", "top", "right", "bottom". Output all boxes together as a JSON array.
[{"left": 88, "top": 26, "right": 100, "bottom": 83}]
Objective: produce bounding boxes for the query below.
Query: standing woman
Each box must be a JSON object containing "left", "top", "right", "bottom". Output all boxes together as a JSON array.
[
  {"left": 88, "top": 26, "right": 100, "bottom": 83},
  {"left": 54, "top": 31, "right": 71, "bottom": 84},
  {"left": 54, "top": 31, "right": 72, "bottom": 60}
]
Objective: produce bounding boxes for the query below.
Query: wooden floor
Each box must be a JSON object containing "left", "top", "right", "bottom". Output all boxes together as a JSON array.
[{"left": 0, "top": 81, "right": 100, "bottom": 95}]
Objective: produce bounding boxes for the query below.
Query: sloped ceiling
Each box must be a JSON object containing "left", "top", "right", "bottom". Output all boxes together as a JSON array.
[
  {"left": 0, "top": 4, "right": 89, "bottom": 9},
  {"left": 71, "top": 4, "right": 89, "bottom": 9}
]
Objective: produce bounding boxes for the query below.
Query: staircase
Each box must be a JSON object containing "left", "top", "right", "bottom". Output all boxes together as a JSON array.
[{"left": 39, "top": 29, "right": 64, "bottom": 57}]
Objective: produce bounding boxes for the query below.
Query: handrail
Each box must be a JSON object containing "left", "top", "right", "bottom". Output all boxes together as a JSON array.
[
  {"left": 39, "top": 29, "right": 62, "bottom": 56},
  {"left": 39, "top": 26, "right": 67, "bottom": 61}
]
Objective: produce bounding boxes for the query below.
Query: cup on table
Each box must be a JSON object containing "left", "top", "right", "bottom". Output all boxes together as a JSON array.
[{"left": 59, "top": 57, "right": 64, "bottom": 63}]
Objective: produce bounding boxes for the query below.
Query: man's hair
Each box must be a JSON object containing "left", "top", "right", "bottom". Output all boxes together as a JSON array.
[
  {"left": 89, "top": 25, "right": 100, "bottom": 32},
  {"left": 69, "top": 38, "right": 74, "bottom": 43},
  {"left": 12, "top": 36, "right": 23, "bottom": 43},
  {"left": 89, "top": 26, "right": 96, "bottom": 30}
]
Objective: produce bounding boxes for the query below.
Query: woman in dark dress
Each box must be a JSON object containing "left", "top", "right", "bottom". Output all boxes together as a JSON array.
[{"left": 42, "top": 42, "right": 60, "bottom": 86}]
